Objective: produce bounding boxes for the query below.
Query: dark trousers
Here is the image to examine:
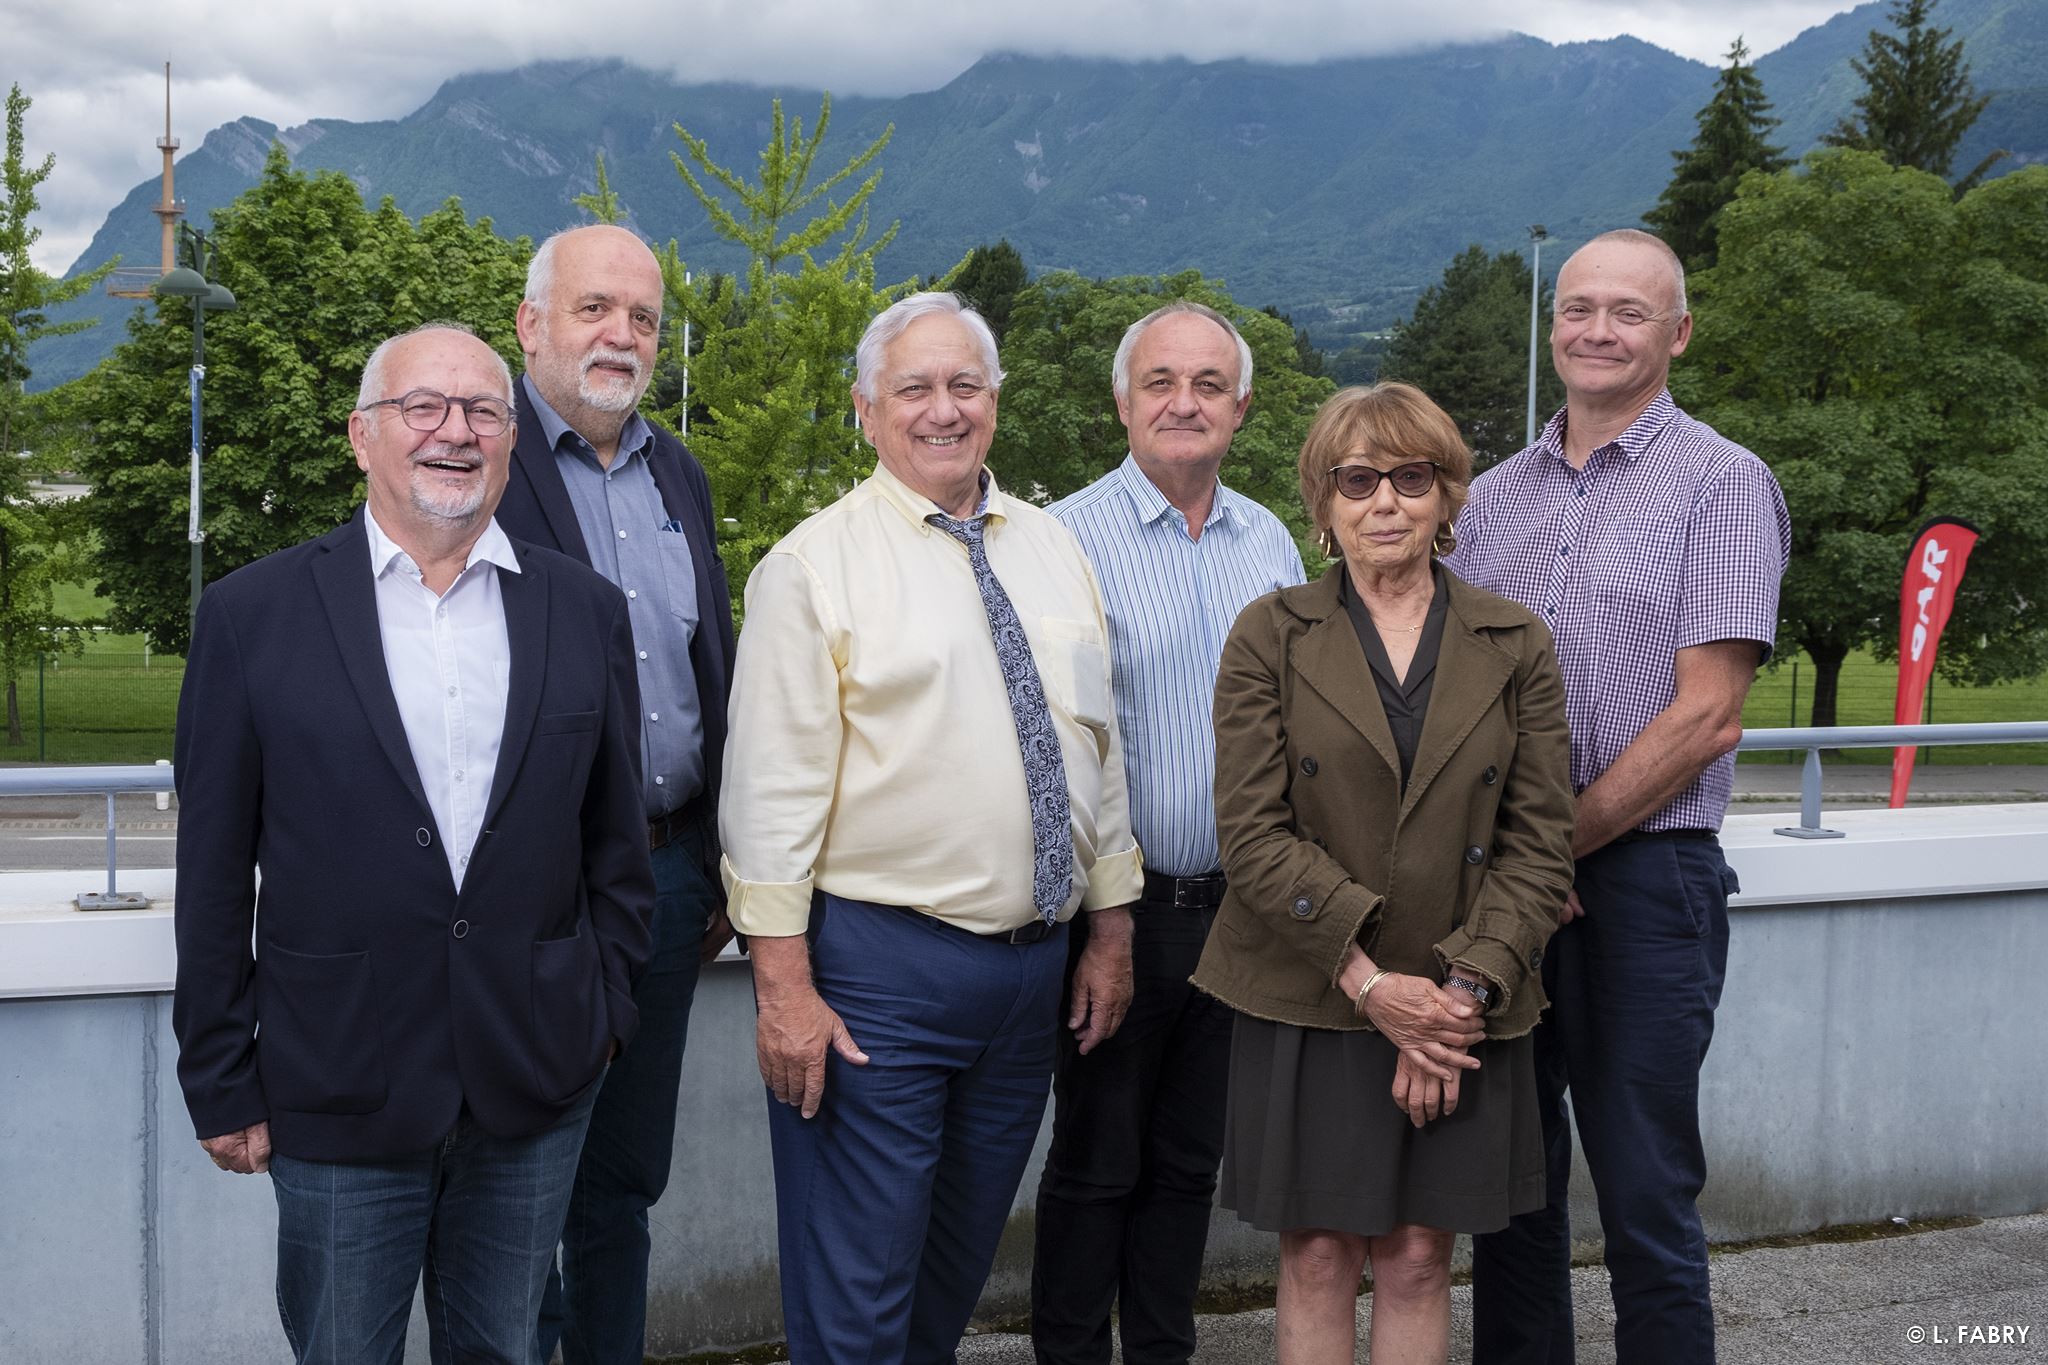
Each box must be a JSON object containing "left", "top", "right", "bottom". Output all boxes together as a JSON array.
[
  {"left": 768, "top": 893, "right": 1069, "bottom": 1365},
  {"left": 1472, "top": 835, "right": 1736, "bottom": 1365},
  {"left": 1030, "top": 900, "right": 1232, "bottom": 1365},
  {"left": 538, "top": 817, "right": 718, "bottom": 1365}
]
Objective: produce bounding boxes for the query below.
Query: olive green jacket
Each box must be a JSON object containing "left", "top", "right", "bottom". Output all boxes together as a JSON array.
[{"left": 1191, "top": 564, "right": 1574, "bottom": 1039}]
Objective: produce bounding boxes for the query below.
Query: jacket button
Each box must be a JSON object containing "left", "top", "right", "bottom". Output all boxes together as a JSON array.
[
  {"left": 1482, "top": 765, "right": 1499, "bottom": 785},
  {"left": 416, "top": 827, "right": 432, "bottom": 847},
  {"left": 1291, "top": 896, "right": 1313, "bottom": 918},
  {"left": 1465, "top": 846, "right": 1485, "bottom": 865},
  {"left": 1529, "top": 947, "right": 1543, "bottom": 968},
  {"left": 452, "top": 919, "right": 469, "bottom": 939},
  {"left": 1300, "top": 756, "right": 1318, "bottom": 776}
]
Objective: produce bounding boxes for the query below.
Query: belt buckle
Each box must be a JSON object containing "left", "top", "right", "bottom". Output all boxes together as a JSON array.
[{"left": 1174, "top": 880, "right": 1197, "bottom": 909}]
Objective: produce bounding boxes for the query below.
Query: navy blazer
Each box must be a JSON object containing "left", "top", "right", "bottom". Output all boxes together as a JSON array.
[
  {"left": 171, "top": 513, "right": 656, "bottom": 1163},
  {"left": 496, "top": 382, "right": 737, "bottom": 818}
]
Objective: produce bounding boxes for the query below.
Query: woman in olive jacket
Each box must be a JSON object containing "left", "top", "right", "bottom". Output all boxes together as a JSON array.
[{"left": 1193, "top": 382, "right": 1575, "bottom": 1364}]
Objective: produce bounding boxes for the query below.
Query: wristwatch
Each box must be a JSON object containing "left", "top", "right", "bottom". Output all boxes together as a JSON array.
[{"left": 1445, "top": 972, "right": 1493, "bottom": 1011}]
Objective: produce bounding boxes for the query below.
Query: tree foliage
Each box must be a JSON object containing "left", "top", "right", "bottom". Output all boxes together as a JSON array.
[
  {"left": 1, "top": 84, "right": 104, "bottom": 741},
  {"left": 1643, "top": 39, "right": 1787, "bottom": 271},
  {"left": 79, "top": 145, "right": 530, "bottom": 652},
  {"left": 992, "top": 269, "right": 1334, "bottom": 547},
  {"left": 1822, "top": 0, "right": 2003, "bottom": 188},
  {"left": 658, "top": 96, "right": 912, "bottom": 603},
  {"left": 947, "top": 240, "right": 1027, "bottom": 343},
  {"left": 1379, "top": 245, "right": 1561, "bottom": 470},
  {"left": 573, "top": 151, "right": 624, "bottom": 225},
  {"left": 1676, "top": 149, "right": 2048, "bottom": 725}
]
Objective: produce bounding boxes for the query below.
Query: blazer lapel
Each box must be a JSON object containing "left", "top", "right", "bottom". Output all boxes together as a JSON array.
[
  {"left": 512, "top": 385, "right": 594, "bottom": 563},
  {"left": 481, "top": 545, "right": 548, "bottom": 833},
  {"left": 310, "top": 514, "right": 431, "bottom": 820},
  {"left": 1290, "top": 587, "right": 1402, "bottom": 783},
  {"left": 1399, "top": 582, "right": 1519, "bottom": 819}
]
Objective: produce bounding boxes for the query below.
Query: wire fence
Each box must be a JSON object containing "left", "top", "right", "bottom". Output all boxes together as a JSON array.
[{"left": 0, "top": 651, "right": 183, "bottom": 766}]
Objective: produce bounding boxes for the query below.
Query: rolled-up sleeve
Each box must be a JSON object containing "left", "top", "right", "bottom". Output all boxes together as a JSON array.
[{"left": 718, "top": 551, "right": 844, "bottom": 937}]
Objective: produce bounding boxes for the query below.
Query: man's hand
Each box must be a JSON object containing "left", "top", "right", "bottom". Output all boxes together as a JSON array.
[
  {"left": 750, "top": 935, "right": 867, "bottom": 1119},
  {"left": 200, "top": 1122, "right": 272, "bottom": 1175},
  {"left": 1559, "top": 888, "right": 1585, "bottom": 926},
  {"left": 1069, "top": 906, "right": 1135, "bottom": 1055},
  {"left": 699, "top": 904, "right": 737, "bottom": 964}
]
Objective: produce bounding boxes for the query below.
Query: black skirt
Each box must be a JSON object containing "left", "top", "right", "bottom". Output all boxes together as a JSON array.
[{"left": 1219, "top": 1012, "right": 1545, "bottom": 1238}]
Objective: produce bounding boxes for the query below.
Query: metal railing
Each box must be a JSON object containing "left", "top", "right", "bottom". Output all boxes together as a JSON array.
[
  {"left": 1736, "top": 722, "right": 2048, "bottom": 838},
  {"left": 0, "top": 764, "right": 175, "bottom": 908}
]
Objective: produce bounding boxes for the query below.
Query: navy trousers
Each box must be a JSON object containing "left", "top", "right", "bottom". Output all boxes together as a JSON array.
[
  {"left": 1030, "top": 899, "right": 1232, "bottom": 1365},
  {"left": 1471, "top": 835, "right": 1736, "bottom": 1365},
  {"left": 768, "top": 893, "right": 1069, "bottom": 1364}
]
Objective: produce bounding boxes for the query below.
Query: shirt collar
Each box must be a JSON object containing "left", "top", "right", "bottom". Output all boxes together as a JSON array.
[
  {"left": 364, "top": 504, "right": 522, "bottom": 581},
  {"left": 866, "top": 458, "right": 1007, "bottom": 532},
  {"left": 1543, "top": 388, "right": 1680, "bottom": 466},
  {"left": 521, "top": 373, "right": 654, "bottom": 467},
  {"left": 1114, "top": 453, "right": 1238, "bottom": 532}
]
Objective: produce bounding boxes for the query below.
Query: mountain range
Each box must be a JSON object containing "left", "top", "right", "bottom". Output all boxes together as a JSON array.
[{"left": 30, "top": 0, "right": 2048, "bottom": 388}]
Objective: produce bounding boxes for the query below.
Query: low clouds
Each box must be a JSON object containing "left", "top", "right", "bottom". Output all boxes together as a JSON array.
[{"left": 7, "top": 0, "right": 1858, "bottom": 274}]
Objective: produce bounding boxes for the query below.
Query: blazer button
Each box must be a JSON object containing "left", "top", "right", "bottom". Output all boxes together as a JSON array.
[
  {"left": 1465, "top": 846, "right": 1485, "bottom": 865},
  {"left": 452, "top": 919, "right": 469, "bottom": 939},
  {"left": 1482, "top": 765, "right": 1499, "bottom": 785},
  {"left": 1291, "top": 896, "right": 1313, "bottom": 918},
  {"left": 416, "top": 827, "right": 432, "bottom": 847},
  {"left": 1529, "top": 947, "right": 1543, "bottom": 968},
  {"left": 1300, "top": 756, "right": 1319, "bottom": 777}
]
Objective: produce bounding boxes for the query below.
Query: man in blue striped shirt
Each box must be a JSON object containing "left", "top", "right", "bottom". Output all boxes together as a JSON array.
[{"left": 1034, "top": 302, "right": 1306, "bottom": 1365}]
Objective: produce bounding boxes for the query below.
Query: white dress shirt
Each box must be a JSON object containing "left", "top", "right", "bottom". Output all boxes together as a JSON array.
[{"left": 364, "top": 507, "right": 520, "bottom": 891}]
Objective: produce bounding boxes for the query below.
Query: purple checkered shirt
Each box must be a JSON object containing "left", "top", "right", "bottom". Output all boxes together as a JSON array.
[{"left": 1446, "top": 390, "right": 1789, "bottom": 831}]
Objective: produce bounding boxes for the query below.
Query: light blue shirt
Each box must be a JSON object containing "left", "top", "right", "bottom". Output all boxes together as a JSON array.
[
  {"left": 521, "top": 376, "right": 705, "bottom": 816},
  {"left": 1050, "top": 455, "right": 1306, "bottom": 877}
]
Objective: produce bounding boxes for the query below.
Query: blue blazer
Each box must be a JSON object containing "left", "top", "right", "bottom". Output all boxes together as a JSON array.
[
  {"left": 496, "top": 383, "right": 737, "bottom": 818},
  {"left": 171, "top": 512, "right": 656, "bottom": 1163}
]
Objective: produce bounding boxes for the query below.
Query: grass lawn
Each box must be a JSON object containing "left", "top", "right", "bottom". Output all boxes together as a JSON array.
[
  {"left": 0, "top": 580, "right": 183, "bottom": 766},
  {"left": 1741, "top": 648, "right": 2048, "bottom": 765}
]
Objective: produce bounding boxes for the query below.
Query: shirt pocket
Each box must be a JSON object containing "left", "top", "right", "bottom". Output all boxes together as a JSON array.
[
  {"left": 1035, "top": 616, "right": 1114, "bottom": 731},
  {"left": 657, "top": 528, "right": 702, "bottom": 634}
]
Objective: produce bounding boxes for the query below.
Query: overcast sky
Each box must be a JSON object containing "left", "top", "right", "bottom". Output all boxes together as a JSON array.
[{"left": 10, "top": 0, "right": 1867, "bottom": 274}]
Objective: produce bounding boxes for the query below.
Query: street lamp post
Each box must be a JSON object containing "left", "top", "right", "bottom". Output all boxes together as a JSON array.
[
  {"left": 1526, "top": 224, "right": 1549, "bottom": 447},
  {"left": 154, "top": 226, "right": 235, "bottom": 631}
]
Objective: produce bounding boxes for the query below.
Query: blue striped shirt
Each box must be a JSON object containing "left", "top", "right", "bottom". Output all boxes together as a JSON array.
[{"left": 1050, "top": 456, "right": 1306, "bottom": 877}]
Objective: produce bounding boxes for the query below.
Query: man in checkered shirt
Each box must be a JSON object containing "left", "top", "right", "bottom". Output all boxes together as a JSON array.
[{"left": 1449, "top": 229, "right": 1790, "bottom": 1365}]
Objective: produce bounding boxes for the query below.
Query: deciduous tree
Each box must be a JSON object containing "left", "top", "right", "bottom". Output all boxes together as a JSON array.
[{"left": 1676, "top": 149, "right": 2048, "bottom": 725}]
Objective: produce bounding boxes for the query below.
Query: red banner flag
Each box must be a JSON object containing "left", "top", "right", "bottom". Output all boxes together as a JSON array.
[{"left": 1891, "top": 518, "right": 1979, "bottom": 807}]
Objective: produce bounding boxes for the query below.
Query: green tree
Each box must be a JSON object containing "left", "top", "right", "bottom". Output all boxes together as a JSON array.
[
  {"left": 660, "top": 97, "right": 909, "bottom": 602},
  {"left": 81, "top": 144, "right": 530, "bottom": 652},
  {"left": 1380, "top": 245, "right": 1561, "bottom": 470},
  {"left": 948, "top": 239, "right": 1027, "bottom": 343},
  {"left": 1822, "top": 0, "right": 2003, "bottom": 188},
  {"left": 1676, "top": 149, "right": 2048, "bottom": 726},
  {"left": 993, "top": 269, "right": 1334, "bottom": 546},
  {"left": 1643, "top": 38, "right": 1787, "bottom": 270},
  {"left": 573, "top": 151, "right": 624, "bottom": 224},
  {"left": 1261, "top": 305, "right": 1326, "bottom": 379},
  {"left": 1, "top": 84, "right": 106, "bottom": 743}
]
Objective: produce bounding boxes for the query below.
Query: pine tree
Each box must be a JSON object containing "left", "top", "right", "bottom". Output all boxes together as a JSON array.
[
  {"left": 1822, "top": 0, "right": 2003, "bottom": 188},
  {"left": 1643, "top": 39, "right": 1786, "bottom": 271}
]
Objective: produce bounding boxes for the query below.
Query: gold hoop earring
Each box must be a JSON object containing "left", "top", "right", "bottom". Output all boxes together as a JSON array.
[
  {"left": 1433, "top": 522, "right": 1458, "bottom": 557},
  {"left": 1318, "top": 528, "right": 1339, "bottom": 560}
]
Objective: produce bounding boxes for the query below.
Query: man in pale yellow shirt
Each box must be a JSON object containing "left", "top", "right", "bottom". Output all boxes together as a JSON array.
[{"left": 720, "top": 291, "right": 1144, "bottom": 1363}]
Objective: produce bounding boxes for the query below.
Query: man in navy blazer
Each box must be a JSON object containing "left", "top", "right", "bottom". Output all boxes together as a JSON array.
[
  {"left": 173, "top": 322, "right": 654, "bottom": 1365},
  {"left": 494, "top": 225, "right": 737, "bottom": 1365}
]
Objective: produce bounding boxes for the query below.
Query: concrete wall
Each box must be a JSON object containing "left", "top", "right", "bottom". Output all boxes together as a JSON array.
[{"left": 3, "top": 806, "right": 2044, "bottom": 1360}]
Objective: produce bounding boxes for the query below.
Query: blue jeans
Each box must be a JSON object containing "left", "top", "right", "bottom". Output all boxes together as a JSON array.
[
  {"left": 271, "top": 1087, "right": 596, "bottom": 1365},
  {"left": 539, "top": 821, "right": 718, "bottom": 1364},
  {"left": 770, "top": 893, "right": 1068, "bottom": 1365},
  {"left": 1471, "top": 835, "right": 1736, "bottom": 1365}
]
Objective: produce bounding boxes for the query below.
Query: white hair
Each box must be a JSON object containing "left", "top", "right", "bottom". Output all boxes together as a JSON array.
[
  {"left": 524, "top": 231, "right": 563, "bottom": 307},
  {"left": 1574, "top": 228, "right": 1689, "bottom": 315},
  {"left": 357, "top": 322, "right": 513, "bottom": 410},
  {"left": 1111, "top": 301, "right": 1254, "bottom": 402},
  {"left": 854, "top": 292, "right": 1004, "bottom": 401}
]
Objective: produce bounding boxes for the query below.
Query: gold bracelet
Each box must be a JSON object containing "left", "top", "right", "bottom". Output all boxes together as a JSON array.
[{"left": 1355, "top": 968, "right": 1391, "bottom": 1017}]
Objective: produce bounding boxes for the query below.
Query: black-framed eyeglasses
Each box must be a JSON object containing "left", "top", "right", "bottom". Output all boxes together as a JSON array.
[
  {"left": 360, "top": 388, "right": 512, "bottom": 437},
  {"left": 1329, "top": 461, "right": 1438, "bottom": 500}
]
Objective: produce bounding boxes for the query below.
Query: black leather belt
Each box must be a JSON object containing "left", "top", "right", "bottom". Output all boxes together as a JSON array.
[
  {"left": 977, "top": 918, "right": 1060, "bottom": 944},
  {"left": 648, "top": 795, "right": 708, "bottom": 852},
  {"left": 1610, "top": 827, "right": 1716, "bottom": 845},
  {"left": 1141, "top": 871, "right": 1227, "bottom": 909}
]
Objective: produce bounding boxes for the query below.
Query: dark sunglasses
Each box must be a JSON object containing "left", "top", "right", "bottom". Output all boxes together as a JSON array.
[
  {"left": 1329, "top": 460, "right": 1438, "bottom": 500},
  {"left": 360, "top": 388, "right": 513, "bottom": 437}
]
